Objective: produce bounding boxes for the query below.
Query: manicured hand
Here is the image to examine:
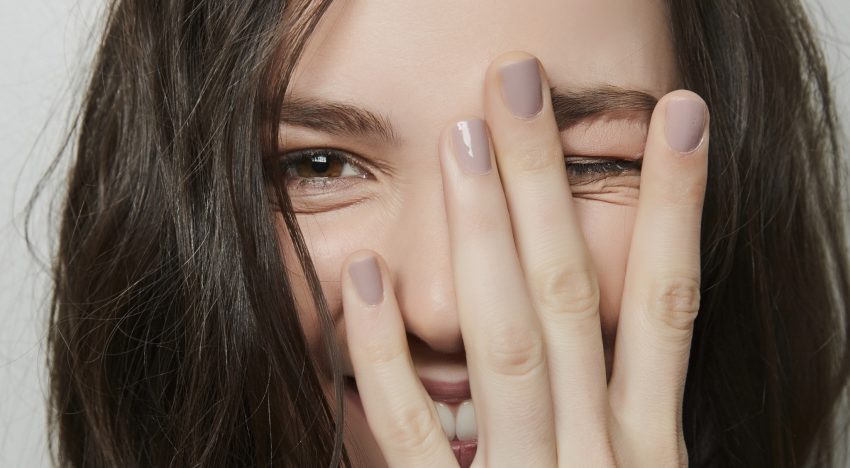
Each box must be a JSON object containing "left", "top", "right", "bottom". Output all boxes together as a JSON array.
[{"left": 341, "top": 51, "right": 709, "bottom": 467}]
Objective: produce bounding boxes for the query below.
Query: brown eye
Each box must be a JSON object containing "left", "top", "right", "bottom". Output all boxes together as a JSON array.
[{"left": 280, "top": 149, "right": 367, "bottom": 179}]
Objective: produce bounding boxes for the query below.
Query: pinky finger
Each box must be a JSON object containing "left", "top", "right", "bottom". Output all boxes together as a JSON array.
[{"left": 342, "top": 250, "right": 459, "bottom": 468}]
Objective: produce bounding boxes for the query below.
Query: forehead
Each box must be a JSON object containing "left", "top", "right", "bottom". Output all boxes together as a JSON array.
[{"left": 288, "top": 0, "right": 677, "bottom": 134}]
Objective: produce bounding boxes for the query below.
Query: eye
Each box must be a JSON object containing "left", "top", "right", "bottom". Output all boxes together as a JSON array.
[
  {"left": 276, "top": 148, "right": 371, "bottom": 191},
  {"left": 565, "top": 156, "right": 642, "bottom": 185},
  {"left": 274, "top": 150, "right": 636, "bottom": 193}
]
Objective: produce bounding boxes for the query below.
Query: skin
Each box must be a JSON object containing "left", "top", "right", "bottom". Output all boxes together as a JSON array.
[{"left": 275, "top": 1, "right": 708, "bottom": 466}]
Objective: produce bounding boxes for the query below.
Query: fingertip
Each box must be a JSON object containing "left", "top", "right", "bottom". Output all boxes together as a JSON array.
[
  {"left": 655, "top": 90, "right": 710, "bottom": 155},
  {"left": 640, "top": 90, "right": 709, "bottom": 207},
  {"left": 485, "top": 50, "right": 540, "bottom": 79},
  {"left": 343, "top": 249, "right": 378, "bottom": 282},
  {"left": 345, "top": 250, "right": 385, "bottom": 306},
  {"left": 484, "top": 50, "right": 553, "bottom": 122},
  {"left": 661, "top": 89, "right": 706, "bottom": 106}
]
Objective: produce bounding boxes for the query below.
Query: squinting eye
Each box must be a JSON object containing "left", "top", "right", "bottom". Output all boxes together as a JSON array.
[
  {"left": 565, "top": 156, "right": 642, "bottom": 185},
  {"left": 277, "top": 148, "right": 370, "bottom": 190},
  {"left": 274, "top": 149, "right": 637, "bottom": 194}
]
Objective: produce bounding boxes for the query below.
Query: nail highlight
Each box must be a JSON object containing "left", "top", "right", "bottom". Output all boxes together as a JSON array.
[
  {"left": 349, "top": 255, "right": 383, "bottom": 305},
  {"left": 451, "top": 119, "right": 492, "bottom": 175},
  {"left": 499, "top": 58, "right": 543, "bottom": 118},
  {"left": 665, "top": 98, "right": 706, "bottom": 153}
]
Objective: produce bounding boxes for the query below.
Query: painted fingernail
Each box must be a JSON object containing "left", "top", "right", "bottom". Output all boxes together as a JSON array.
[
  {"left": 451, "top": 119, "right": 492, "bottom": 175},
  {"left": 499, "top": 57, "right": 543, "bottom": 118},
  {"left": 349, "top": 255, "right": 383, "bottom": 305},
  {"left": 665, "top": 98, "right": 706, "bottom": 153}
]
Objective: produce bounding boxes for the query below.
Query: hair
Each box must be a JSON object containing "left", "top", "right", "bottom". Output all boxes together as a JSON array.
[{"left": 27, "top": 0, "right": 850, "bottom": 466}]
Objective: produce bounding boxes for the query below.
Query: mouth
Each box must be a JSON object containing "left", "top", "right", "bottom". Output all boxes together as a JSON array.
[{"left": 344, "top": 376, "right": 477, "bottom": 468}]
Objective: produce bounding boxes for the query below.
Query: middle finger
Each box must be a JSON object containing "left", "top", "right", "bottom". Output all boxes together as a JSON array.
[{"left": 483, "top": 51, "right": 612, "bottom": 462}]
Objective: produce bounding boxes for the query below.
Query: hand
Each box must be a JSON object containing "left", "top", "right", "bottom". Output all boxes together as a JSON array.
[{"left": 341, "top": 51, "right": 709, "bottom": 467}]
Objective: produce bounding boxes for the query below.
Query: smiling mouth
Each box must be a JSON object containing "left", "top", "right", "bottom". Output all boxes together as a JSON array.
[{"left": 344, "top": 376, "right": 478, "bottom": 468}]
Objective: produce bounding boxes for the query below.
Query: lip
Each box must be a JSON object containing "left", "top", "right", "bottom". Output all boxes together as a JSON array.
[
  {"left": 419, "top": 378, "right": 471, "bottom": 403},
  {"left": 344, "top": 375, "right": 472, "bottom": 403},
  {"left": 450, "top": 439, "right": 477, "bottom": 468}
]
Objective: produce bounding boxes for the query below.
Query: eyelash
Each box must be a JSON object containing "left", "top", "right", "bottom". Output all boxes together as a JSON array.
[
  {"left": 276, "top": 148, "right": 641, "bottom": 190},
  {"left": 564, "top": 156, "right": 643, "bottom": 185}
]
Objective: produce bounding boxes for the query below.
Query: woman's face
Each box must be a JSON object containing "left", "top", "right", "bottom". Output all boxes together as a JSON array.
[{"left": 276, "top": 0, "right": 677, "bottom": 465}]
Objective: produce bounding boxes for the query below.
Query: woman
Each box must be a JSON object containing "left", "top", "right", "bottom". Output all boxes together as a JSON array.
[{"left": 37, "top": 0, "right": 850, "bottom": 466}]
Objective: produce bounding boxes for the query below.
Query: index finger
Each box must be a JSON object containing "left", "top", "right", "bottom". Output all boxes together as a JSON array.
[{"left": 342, "top": 251, "right": 459, "bottom": 468}]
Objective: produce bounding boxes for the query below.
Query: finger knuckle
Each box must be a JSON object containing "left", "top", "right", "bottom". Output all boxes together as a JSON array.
[
  {"left": 532, "top": 263, "right": 600, "bottom": 319},
  {"left": 647, "top": 276, "right": 701, "bottom": 332},
  {"left": 387, "top": 403, "right": 443, "bottom": 453},
  {"left": 484, "top": 323, "right": 546, "bottom": 378}
]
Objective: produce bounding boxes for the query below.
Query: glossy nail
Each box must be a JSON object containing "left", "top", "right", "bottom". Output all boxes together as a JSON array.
[
  {"left": 451, "top": 119, "right": 492, "bottom": 175},
  {"left": 499, "top": 58, "right": 543, "bottom": 118},
  {"left": 349, "top": 255, "right": 383, "bottom": 305},
  {"left": 665, "top": 98, "right": 706, "bottom": 153}
]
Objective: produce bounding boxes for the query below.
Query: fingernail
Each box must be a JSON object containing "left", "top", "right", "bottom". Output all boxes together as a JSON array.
[
  {"left": 665, "top": 98, "right": 706, "bottom": 153},
  {"left": 499, "top": 57, "right": 543, "bottom": 118},
  {"left": 451, "top": 119, "right": 492, "bottom": 175},
  {"left": 349, "top": 255, "right": 383, "bottom": 305}
]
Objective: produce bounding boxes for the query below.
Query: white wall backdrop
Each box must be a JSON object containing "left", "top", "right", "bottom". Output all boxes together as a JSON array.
[
  {"left": 1, "top": 1, "right": 848, "bottom": 467},
  {"left": 2, "top": 2, "right": 103, "bottom": 467}
]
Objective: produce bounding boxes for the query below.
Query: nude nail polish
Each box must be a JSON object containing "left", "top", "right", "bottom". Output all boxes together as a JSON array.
[
  {"left": 665, "top": 98, "right": 706, "bottom": 153},
  {"left": 451, "top": 119, "right": 492, "bottom": 175},
  {"left": 499, "top": 58, "right": 543, "bottom": 118},
  {"left": 349, "top": 255, "right": 383, "bottom": 305}
]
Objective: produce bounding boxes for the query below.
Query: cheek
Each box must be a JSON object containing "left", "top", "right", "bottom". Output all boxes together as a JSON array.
[
  {"left": 274, "top": 217, "right": 323, "bottom": 351},
  {"left": 274, "top": 214, "right": 350, "bottom": 356},
  {"left": 276, "top": 214, "right": 389, "bottom": 466},
  {"left": 274, "top": 212, "right": 379, "bottom": 356},
  {"left": 573, "top": 200, "right": 637, "bottom": 342}
]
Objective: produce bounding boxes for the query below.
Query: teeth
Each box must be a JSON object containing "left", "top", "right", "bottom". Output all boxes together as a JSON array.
[
  {"left": 432, "top": 399, "right": 478, "bottom": 442},
  {"left": 455, "top": 400, "right": 477, "bottom": 441},
  {"left": 434, "top": 402, "right": 455, "bottom": 439}
]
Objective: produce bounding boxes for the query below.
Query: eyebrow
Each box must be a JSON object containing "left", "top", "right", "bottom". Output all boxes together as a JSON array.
[
  {"left": 552, "top": 85, "right": 658, "bottom": 128},
  {"left": 279, "top": 85, "right": 658, "bottom": 144}
]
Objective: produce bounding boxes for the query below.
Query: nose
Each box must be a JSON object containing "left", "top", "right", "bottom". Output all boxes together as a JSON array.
[{"left": 388, "top": 185, "right": 464, "bottom": 355}]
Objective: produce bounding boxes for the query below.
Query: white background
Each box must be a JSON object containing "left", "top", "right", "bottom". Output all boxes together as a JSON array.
[{"left": 1, "top": 1, "right": 849, "bottom": 467}]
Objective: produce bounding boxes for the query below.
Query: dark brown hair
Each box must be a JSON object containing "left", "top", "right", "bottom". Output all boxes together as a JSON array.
[{"left": 29, "top": 0, "right": 850, "bottom": 466}]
